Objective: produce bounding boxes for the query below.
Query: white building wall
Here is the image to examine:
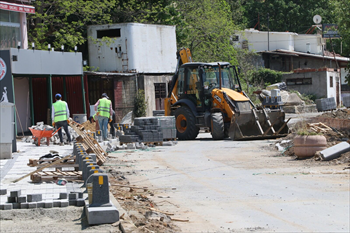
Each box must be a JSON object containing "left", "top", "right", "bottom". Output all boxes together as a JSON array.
[
  {"left": 294, "top": 34, "right": 323, "bottom": 55},
  {"left": 87, "top": 23, "right": 177, "bottom": 73}
]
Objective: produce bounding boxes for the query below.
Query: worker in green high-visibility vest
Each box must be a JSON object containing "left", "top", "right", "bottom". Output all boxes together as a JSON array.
[
  {"left": 51, "top": 93, "right": 72, "bottom": 146},
  {"left": 94, "top": 93, "right": 113, "bottom": 141}
]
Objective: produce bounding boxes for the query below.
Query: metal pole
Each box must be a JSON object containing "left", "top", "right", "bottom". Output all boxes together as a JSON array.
[
  {"left": 11, "top": 75, "right": 17, "bottom": 152},
  {"left": 29, "top": 77, "right": 34, "bottom": 125},
  {"left": 48, "top": 74, "right": 53, "bottom": 124},
  {"left": 81, "top": 75, "right": 87, "bottom": 114},
  {"left": 267, "top": 13, "right": 270, "bottom": 51}
]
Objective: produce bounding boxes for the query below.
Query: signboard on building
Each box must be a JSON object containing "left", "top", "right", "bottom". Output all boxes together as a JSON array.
[
  {"left": 0, "top": 50, "right": 13, "bottom": 103},
  {"left": 322, "top": 24, "right": 341, "bottom": 38},
  {"left": 0, "top": 1, "right": 35, "bottom": 14}
]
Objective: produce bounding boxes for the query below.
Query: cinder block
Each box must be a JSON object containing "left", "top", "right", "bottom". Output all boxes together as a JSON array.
[
  {"left": 76, "top": 198, "right": 85, "bottom": 207},
  {"left": 7, "top": 196, "right": 16, "bottom": 203},
  {"left": 86, "top": 206, "right": 119, "bottom": 225},
  {"left": 69, "top": 193, "right": 78, "bottom": 200},
  {"left": 36, "top": 202, "right": 45, "bottom": 208},
  {"left": 27, "top": 194, "right": 42, "bottom": 202},
  {"left": 44, "top": 202, "right": 53, "bottom": 208},
  {"left": 59, "top": 192, "right": 68, "bottom": 199},
  {"left": 60, "top": 200, "right": 69, "bottom": 207},
  {"left": 0, "top": 189, "right": 7, "bottom": 195},
  {"left": 53, "top": 200, "right": 61, "bottom": 207},
  {"left": 3, "top": 203, "right": 13, "bottom": 210},
  {"left": 12, "top": 203, "right": 20, "bottom": 209},
  {"left": 10, "top": 190, "right": 21, "bottom": 197},
  {"left": 17, "top": 196, "right": 27, "bottom": 203},
  {"left": 28, "top": 202, "right": 37, "bottom": 209},
  {"left": 20, "top": 203, "right": 29, "bottom": 209}
]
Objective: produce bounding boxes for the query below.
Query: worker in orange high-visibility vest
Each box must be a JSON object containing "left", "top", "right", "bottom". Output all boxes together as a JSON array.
[
  {"left": 94, "top": 93, "right": 113, "bottom": 141},
  {"left": 52, "top": 93, "right": 72, "bottom": 146}
]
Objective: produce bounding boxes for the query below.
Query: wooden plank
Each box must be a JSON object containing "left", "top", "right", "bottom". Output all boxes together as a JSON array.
[{"left": 13, "top": 155, "right": 73, "bottom": 183}]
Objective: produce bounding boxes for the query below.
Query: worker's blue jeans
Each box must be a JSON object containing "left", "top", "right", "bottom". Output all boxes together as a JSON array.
[{"left": 97, "top": 115, "right": 109, "bottom": 140}]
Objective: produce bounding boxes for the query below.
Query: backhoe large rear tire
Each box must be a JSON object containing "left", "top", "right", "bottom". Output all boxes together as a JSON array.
[
  {"left": 174, "top": 106, "right": 199, "bottom": 140},
  {"left": 211, "top": 112, "right": 224, "bottom": 140}
]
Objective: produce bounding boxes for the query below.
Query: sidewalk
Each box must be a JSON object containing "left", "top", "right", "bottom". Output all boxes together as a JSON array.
[{"left": 0, "top": 141, "right": 84, "bottom": 207}]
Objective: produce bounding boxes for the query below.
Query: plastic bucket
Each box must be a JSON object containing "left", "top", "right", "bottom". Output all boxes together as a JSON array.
[{"left": 73, "top": 114, "right": 87, "bottom": 124}]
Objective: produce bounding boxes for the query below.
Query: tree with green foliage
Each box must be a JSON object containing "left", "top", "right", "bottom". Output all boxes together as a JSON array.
[
  {"left": 332, "top": 0, "right": 350, "bottom": 84},
  {"left": 174, "top": 0, "right": 238, "bottom": 64},
  {"left": 133, "top": 89, "right": 148, "bottom": 118},
  {"left": 27, "top": 0, "right": 116, "bottom": 52}
]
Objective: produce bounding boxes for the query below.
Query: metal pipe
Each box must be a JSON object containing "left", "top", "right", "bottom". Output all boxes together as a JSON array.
[{"left": 29, "top": 77, "right": 34, "bottom": 125}]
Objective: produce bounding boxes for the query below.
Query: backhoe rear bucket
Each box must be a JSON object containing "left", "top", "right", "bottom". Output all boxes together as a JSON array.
[{"left": 228, "top": 109, "right": 289, "bottom": 140}]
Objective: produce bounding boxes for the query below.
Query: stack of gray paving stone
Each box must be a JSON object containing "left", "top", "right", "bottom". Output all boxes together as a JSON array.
[
  {"left": 153, "top": 110, "right": 165, "bottom": 116},
  {"left": 156, "top": 116, "right": 176, "bottom": 140},
  {"left": 117, "top": 118, "right": 164, "bottom": 143},
  {"left": 343, "top": 95, "right": 350, "bottom": 108},
  {"left": 316, "top": 97, "right": 337, "bottom": 112}
]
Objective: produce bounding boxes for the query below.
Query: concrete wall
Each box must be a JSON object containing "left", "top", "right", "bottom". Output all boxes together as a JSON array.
[
  {"left": 9, "top": 48, "right": 83, "bottom": 75},
  {"left": 294, "top": 34, "right": 323, "bottom": 55},
  {"left": 234, "top": 29, "right": 297, "bottom": 52},
  {"left": 87, "top": 23, "right": 177, "bottom": 73},
  {"left": 14, "top": 77, "right": 31, "bottom": 133},
  {"left": 282, "top": 70, "right": 341, "bottom": 103},
  {"left": 139, "top": 74, "right": 172, "bottom": 117}
]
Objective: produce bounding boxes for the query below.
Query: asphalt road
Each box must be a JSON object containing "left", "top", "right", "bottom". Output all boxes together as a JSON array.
[{"left": 114, "top": 131, "right": 350, "bottom": 232}]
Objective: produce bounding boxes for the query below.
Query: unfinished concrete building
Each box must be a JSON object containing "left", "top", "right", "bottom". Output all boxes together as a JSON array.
[{"left": 85, "top": 23, "right": 177, "bottom": 121}]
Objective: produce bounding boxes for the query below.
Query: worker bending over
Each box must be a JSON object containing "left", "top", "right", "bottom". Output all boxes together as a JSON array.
[{"left": 52, "top": 93, "right": 72, "bottom": 146}]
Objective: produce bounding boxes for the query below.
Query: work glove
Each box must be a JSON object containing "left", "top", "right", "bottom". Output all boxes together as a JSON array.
[
  {"left": 52, "top": 122, "right": 56, "bottom": 127},
  {"left": 109, "top": 118, "right": 112, "bottom": 123},
  {"left": 96, "top": 112, "right": 100, "bottom": 116},
  {"left": 67, "top": 119, "right": 70, "bottom": 124}
]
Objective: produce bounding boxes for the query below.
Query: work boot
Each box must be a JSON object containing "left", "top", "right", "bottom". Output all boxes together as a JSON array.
[{"left": 59, "top": 142, "right": 64, "bottom": 146}]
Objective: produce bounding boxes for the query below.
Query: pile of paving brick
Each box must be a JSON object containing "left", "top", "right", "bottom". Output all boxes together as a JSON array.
[
  {"left": 118, "top": 117, "right": 164, "bottom": 143},
  {"left": 0, "top": 189, "right": 85, "bottom": 210}
]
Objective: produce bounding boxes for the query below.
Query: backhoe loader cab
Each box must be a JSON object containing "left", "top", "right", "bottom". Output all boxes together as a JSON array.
[{"left": 165, "top": 49, "right": 289, "bottom": 140}]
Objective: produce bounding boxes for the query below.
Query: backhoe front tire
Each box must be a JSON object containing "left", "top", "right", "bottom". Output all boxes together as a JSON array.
[
  {"left": 174, "top": 106, "right": 199, "bottom": 140},
  {"left": 211, "top": 112, "right": 224, "bottom": 140}
]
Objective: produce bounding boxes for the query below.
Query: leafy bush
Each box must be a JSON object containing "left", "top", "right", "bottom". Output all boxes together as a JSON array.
[
  {"left": 251, "top": 68, "right": 283, "bottom": 87},
  {"left": 133, "top": 89, "right": 148, "bottom": 118}
]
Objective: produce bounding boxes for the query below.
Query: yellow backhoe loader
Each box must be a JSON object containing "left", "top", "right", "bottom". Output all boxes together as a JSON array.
[{"left": 164, "top": 48, "right": 289, "bottom": 140}]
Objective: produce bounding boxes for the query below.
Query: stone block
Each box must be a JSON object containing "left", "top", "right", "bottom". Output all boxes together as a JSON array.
[
  {"left": 0, "top": 189, "right": 7, "bottom": 195},
  {"left": 17, "top": 196, "right": 27, "bottom": 203},
  {"left": 3, "top": 203, "right": 13, "bottom": 210},
  {"left": 20, "top": 203, "right": 29, "bottom": 209},
  {"left": 7, "top": 196, "right": 16, "bottom": 203},
  {"left": 10, "top": 190, "right": 21, "bottom": 197},
  {"left": 36, "top": 202, "right": 45, "bottom": 208},
  {"left": 28, "top": 202, "right": 37, "bottom": 209},
  {"left": 12, "top": 203, "right": 20, "bottom": 209},
  {"left": 59, "top": 192, "right": 68, "bottom": 199},
  {"left": 89, "top": 174, "right": 110, "bottom": 207},
  {"left": 86, "top": 205, "right": 119, "bottom": 225},
  {"left": 52, "top": 200, "right": 60, "bottom": 207},
  {"left": 44, "top": 202, "right": 53, "bottom": 208},
  {"left": 60, "top": 200, "right": 69, "bottom": 207},
  {"left": 27, "top": 194, "right": 42, "bottom": 202},
  {"left": 69, "top": 200, "right": 77, "bottom": 206},
  {"left": 320, "top": 142, "right": 350, "bottom": 161},
  {"left": 76, "top": 198, "right": 85, "bottom": 206},
  {"left": 69, "top": 193, "right": 78, "bottom": 200}
]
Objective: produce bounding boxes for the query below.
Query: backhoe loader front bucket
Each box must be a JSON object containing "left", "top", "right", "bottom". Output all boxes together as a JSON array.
[{"left": 228, "top": 108, "right": 289, "bottom": 140}]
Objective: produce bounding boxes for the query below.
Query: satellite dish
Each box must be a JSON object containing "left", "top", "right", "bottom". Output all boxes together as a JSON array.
[{"left": 313, "top": 15, "right": 322, "bottom": 24}]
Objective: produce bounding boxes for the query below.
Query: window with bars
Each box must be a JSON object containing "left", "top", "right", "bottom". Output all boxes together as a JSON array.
[
  {"left": 154, "top": 83, "right": 166, "bottom": 99},
  {"left": 286, "top": 78, "right": 312, "bottom": 85}
]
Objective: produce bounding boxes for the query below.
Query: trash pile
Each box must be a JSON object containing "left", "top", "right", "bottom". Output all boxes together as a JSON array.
[{"left": 22, "top": 121, "right": 79, "bottom": 145}]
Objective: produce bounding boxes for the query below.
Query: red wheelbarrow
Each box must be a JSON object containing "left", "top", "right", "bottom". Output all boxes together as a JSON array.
[{"left": 28, "top": 127, "right": 61, "bottom": 146}]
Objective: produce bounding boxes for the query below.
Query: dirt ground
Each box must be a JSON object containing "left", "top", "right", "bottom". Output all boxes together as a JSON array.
[{"left": 1, "top": 110, "right": 349, "bottom": 232}]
